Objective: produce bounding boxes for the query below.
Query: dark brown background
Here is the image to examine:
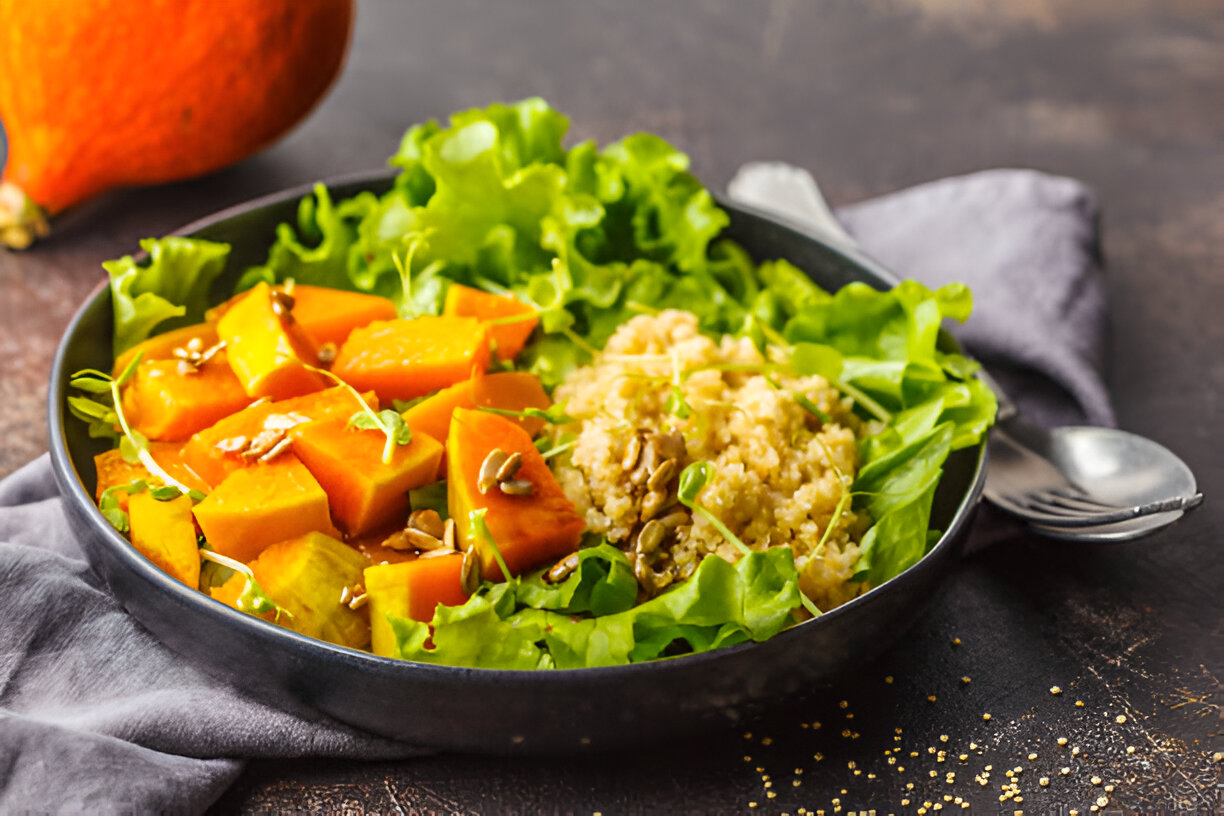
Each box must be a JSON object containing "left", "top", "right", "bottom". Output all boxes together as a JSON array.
[{"left": 2, "top": 1, "right": 1221, "bottom": 812}]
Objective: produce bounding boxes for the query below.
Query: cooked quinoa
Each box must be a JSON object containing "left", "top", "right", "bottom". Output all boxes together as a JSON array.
[{"left": 549, "top": 310, "right": 872, "bottom": 612}]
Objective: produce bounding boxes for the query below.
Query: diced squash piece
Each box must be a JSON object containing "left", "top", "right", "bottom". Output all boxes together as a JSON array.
[
  {"left": 290, "top": 418, "right": 443, "bottom": 536},
  {"left": 402, "top": 371, "right": 552, "bottom": 449},
  {"left": 443, "top": 283, "right": 539, "bottom": 361},
  {"left": 94, "top": 443, "right": 209, "bottom": 505},
  {"left": 128, "top": 492, "right": 201, "bottom": 588},
  {"left": 182, "top": 386, "right": 374, "bottom": 487},
  {"left": 289, "top": 285, "right": 399, "bottom": 347},
  {"left": 209, "top": 285, "right": 398, "bottom": 348},
  {"left": 217, "top": 281, "right": 328, "bottom": 400},
  {"left": 120, "top": 353, "right": 253, "bottom": 441},
  {"left": 331, "top": 316, "right": 490, "bottom": 404},
  {"left": 213, "top": 532, "right": 371, "bottom": 650},
  {"left": 364, "top": 555, "right": 468, "bottom": 657},
  {"left": 192, "top": 454, "right": 338, "bottom": 563},
  {"left": 113, "top": 322, "right": 218, "bottom": 378},
  {"left": 448, "top": 408, "right": 584, "bottom": 580}
]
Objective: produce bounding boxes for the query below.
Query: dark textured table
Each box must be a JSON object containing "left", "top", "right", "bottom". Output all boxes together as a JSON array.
[{"left": 3, "top": 1, "right": 1222, "bottom": 812}]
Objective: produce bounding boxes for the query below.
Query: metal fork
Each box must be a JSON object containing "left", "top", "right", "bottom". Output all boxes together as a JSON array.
[{"left": 981, "top": 374, "right": 1202, "bottom": 536}]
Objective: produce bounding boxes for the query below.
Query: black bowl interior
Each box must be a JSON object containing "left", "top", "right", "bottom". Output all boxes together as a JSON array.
[{"left": 48, "top": 172, "right": 987, "bottom": 753}]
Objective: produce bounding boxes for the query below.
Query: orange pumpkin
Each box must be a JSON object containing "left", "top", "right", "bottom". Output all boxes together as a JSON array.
[{"left": 0, "top": 0, "right": 355, "bottom": 248}]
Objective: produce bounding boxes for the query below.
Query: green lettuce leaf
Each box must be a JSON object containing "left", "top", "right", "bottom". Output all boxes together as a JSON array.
[{"left": 104, "top": 237, "right": 229, "bottom": 356}]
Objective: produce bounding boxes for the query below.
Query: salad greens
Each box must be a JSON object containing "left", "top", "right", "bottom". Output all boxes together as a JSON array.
[{"left": 93, "top": 97, "right": 995, "bottom": 669}]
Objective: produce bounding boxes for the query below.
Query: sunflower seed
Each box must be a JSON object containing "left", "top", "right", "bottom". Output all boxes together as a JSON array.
[
  {"left": 404, "top": 527, "right": 448, "bottom": 551},
  {"left": 640, "top": 488, "right": 669, "bottom": 521},
  {"left": 636, "top": 520, "right": 666, "bottom": 555},
  {"left": 443, "top": 518, "right": 457, "bottom": 550},
  {"left": 499, "top": 478, "right": 534, "bottom": 496},
  {"left": 408, "top": 508, "right": 445, "bottom": 539},
  {"left": 339, "top": 586, "right": 353, "bottom": 605},
  {"left": 215, "top": 435, "right": 248, "bottom": 454},
  {"left": 622, "top": 435, "right": 643, "bottom": 472},
  {"left": 185, "top": 337, "right": 205, "bottom": 354},
  {"left": 647, "top": 457, "right": 677, "bottom": 492},
  {"left": 271, "top": 290, "right": 296, "bottom": 315},
  {"left": 495, "top": 451, "right": 523, "bottom": 482},
  {"left": 420, "top": 547, "right": 458, "bottom": 559},
  {"left": 478, "top": 449, "right": 509, "bottom": 493},
  {"left": 545, "top": 552, "right": 580, "bottom": 584},
  {"left": 347, "top": 592, "right": 368, "bottom": 611},
  {"left": 461, "top": 547, "right": 481, "bottom": 595},
  {"left": 659, "top": 511, "right": 689, "bottom": 528},
  {"left": 241, "top": 428, "right": 286, "bottom": 460},
  {"left": 379, "top": 530, "right": 414, "bottom": 551},
  {"left": 257, "top": 435, "right": 294, "bottom": 462},
  {"left": 634, "top": 557, "right": 672, "bottom": 594}
]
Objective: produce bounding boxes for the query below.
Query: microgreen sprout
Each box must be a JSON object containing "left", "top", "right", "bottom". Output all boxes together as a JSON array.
[
  {"left": 303, "top": 363, "right": 408, "bottom": 464},
  {"left": 198, "top": 548, "right": 291, "bottom": 622},
  {"left": 676, "top": 461, "right": 750, "bottom": 558},
  {"left": 478, "top": 402, "right": 576, "bottom": 425},
  {"left": 678, "top": 460, "right": 822, "bottom": 619},
  {"left": 69, "top": 353, "right": 204, "bottom": 499},
  {"left": 535, "top": 433, "right": 578, "bottom": 460},
  {"left": 468, "top": 507, "right": 512, "bottom": 584}
]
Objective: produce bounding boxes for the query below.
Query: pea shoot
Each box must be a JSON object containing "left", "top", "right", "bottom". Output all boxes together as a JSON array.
[{"left": 304, "top": 363, "right": 411, "bottom": 464}]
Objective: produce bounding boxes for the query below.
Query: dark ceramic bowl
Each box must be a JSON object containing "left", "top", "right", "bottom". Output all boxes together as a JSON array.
[{"left": 48, "top": 171, "right": 987, "bottom": 753}]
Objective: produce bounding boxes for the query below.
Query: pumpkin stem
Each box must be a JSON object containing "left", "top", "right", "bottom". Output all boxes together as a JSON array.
[{"left": 0, "top": 181, "right": 51, "bottom": 250}]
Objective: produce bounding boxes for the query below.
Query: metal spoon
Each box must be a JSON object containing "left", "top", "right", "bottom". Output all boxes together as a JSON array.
[{"left": 982, "top": 376, "right": 1202, "bottom": 541}]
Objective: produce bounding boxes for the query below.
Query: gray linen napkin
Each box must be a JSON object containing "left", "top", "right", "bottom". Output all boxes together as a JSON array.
[{"left": 0, "top": 166, "right": 1110, "bottom": 815}]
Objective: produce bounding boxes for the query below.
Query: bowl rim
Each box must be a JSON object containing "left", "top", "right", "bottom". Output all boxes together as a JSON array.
[{"left": 47, "top": 170, "right": 988, "bottom": 684}]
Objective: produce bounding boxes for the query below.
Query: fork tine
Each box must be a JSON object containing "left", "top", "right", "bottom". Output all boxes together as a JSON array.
[
  {"left": 1044, "top": 487, "right": 1122, "bottom": 510},
  {"left": 995, "top": 492, "right": 1205, "bottom": 528},
  {"left": 1026, "top": 490, "right": 1126, "bottom": 515}
]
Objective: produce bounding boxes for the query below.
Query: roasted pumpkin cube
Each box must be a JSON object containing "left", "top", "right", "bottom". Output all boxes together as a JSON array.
[
  {"left": 331, "top": 316, "right": 490, "bottom": 404},
  {"left": 442, "top": 283, "right": 539, "bottom": 361},
  {"left": 402, "top": 370, "right": 552, "bottom": 446},
  {"left": 213, "top": 532, "right": 370, "bottom": 650},
  {"left": 112, "top": 321, "right": 219, "bottom": 379},
  {"left": 290, "top": 417, "right": 444, "bottom": 536},
  {"left": 448, "top": 408, "right": 584, "bottom": 580},
  {"left": 128, "top": 492, "right": 201, "bottom": 588},
  {"left": 192, "top": 454, "right": 338, "bottom": 563},
  {"left": 120, "top": 353, "right": 253, "bottom": 441},
  {"left": 364, "top": 555, "right": 468, "bottom": 657},
  {"left": 217, "top": 281, "right": 328, "bottom": 400},
  {"left": 182, "top": 386, "right": 373, "bottom": 487}
]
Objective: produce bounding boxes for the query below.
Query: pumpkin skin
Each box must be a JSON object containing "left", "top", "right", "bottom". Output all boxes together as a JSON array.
[{"left": 0, "top": 0, "right": 354, "bottom": 244}]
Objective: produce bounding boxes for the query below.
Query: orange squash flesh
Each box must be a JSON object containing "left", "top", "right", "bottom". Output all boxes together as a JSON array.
[
  {"left": 128, "top": 492, "right": 201, "bottom": 588},
  {"left": 442, "top": 284, "right": 539, "bottom": 361},
  {"left": 112, "top": 322, "right": 218, "bottom": 379},
  {"left": 290, "top": 418, "right": 444, "bottom": 536},
  {"left": 364, "top": 555, "right": 469, "bottom": 657},
  {"left": 182, "top": 386, "right": 373, "bottom": 488},
  {"left": 331, "top": 316, "right": 491, "bottom": 404},
  {"left": 216, "top": 282, "right": 328, "bottom": 400},
  {"left": 402, "top": 371, "right": 553, "bottom": 454},
  {"left": 211, "top": 532, "right": 370, "bottom": 650},
  {"left": 95, "top": 443, "right": 210, "bottom": 506},
  {"left": 192, "top": 453, "right": 338, "bottom": 564},
  {"left": 120, "top": 353, "right": 254, "bottom": 442},
  {"left": 0, "top": 0, "right": 354, "bottom": 243},
  {"left": 448, "top": 408, "right": 584, "bottom": 581},
  {"left": 209, "top": 285, "right": 399, "bottom": 348}
]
